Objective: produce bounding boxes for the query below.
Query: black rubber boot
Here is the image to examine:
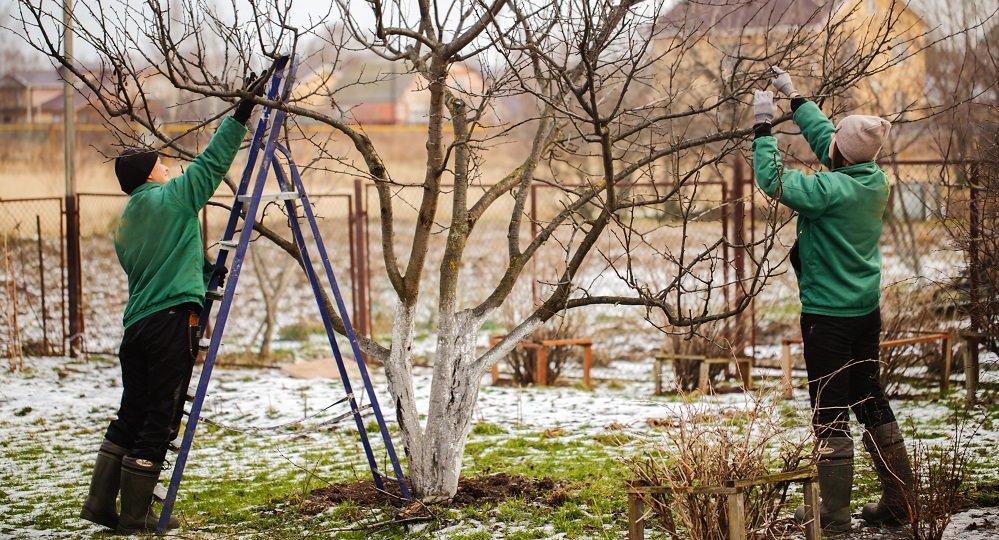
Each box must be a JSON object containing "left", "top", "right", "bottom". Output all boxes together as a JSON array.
[
  {"left": 795, "top": 437, "right": 854, "bottom": 532},
  {"left": 80, "top": 439, "right": 128, "bottom": 529},
  {"left": 862, "top": 422, "right": 914, "bottom": 526},
  {"left": 116, "top": 457, "right": 179, "bottom": 535}
]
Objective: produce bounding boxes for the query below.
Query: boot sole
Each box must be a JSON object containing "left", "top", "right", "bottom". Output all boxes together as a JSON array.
[{"left": 80, "top": 507, "right": 117, "bottom": 530}]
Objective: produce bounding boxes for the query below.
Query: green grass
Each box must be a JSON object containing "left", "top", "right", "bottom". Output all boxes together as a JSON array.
[
  {"left": 278, "top": 321, "right": 328, "bottom": 342},
  {"left": 3, "top": 376, "right": 998, "bottom": 539}
]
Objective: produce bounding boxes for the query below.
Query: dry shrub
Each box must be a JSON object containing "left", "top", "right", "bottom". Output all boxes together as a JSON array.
[
  {"left": 880, "top": 284, "right": 952, "bottom": 396},
  {"left": 629, "top": 395, "right": 812, "bottom": 539},
  {"left": 506, "top": 317, "right": 579, "bottom": 386},
  {"left": 666, "top": 321, "right": 734, "bottom": 393},
  {"left": 904, "top": 413, "right": 980, "bottom": 540}
]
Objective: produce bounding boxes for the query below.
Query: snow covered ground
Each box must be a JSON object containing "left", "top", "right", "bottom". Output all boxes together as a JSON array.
[{"left": 1, "top": 347, "right": 997, "bottom": 538}]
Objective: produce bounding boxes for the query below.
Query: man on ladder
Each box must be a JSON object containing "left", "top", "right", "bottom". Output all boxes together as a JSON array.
[{"left": 79, "top": 70, "right": 265, "bottom": 534}]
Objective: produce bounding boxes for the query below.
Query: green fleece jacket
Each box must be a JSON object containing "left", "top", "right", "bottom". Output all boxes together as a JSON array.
[
  {"left": 753, "top": 101, "right": 890, "bottom": 317},
  {"left": 115, "top": 116, "right": 248, "bottom": 329}
]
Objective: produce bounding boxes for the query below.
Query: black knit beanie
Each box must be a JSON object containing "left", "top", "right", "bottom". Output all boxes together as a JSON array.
[{"left": 115, "top": 148, "right": 159, "bottom": 194}]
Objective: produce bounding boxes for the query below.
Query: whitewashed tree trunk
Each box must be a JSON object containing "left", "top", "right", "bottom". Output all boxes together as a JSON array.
[
  {"left": 390, "top": 306, "right": 544, "bottom": 499},
  {"left": 407, "top": 310, "right": 482, "bottom": 498}
]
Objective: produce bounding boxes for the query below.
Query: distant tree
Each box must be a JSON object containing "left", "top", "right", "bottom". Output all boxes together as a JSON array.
[{"left": 11, "top": 0, "right": 988, "bottom": 499}]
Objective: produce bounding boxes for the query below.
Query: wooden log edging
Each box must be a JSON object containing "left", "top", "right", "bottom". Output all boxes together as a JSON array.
[{"left": 626, "top": 468, "right": 820, "bottom": 540}]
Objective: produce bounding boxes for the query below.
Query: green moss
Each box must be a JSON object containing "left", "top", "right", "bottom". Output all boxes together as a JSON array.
[{"left": 471, "top": 422, "right": 506, "bottom": 436}]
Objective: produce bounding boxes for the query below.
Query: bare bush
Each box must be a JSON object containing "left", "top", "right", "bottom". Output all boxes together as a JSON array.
[
  {"left": 505, "top": 317, "right": 579, "bottom": 386},
  {"left": 904, "top": 412, "right": 982, "bottom": 540},
  {"left": 630, "top": 396, "right": 812, "bottom": 539},
  {"left": 880, "top": 286, "right": 952, "bottom": 396},
  {"left": 664, "top": 322, "right": 731, "bottom": 393}
]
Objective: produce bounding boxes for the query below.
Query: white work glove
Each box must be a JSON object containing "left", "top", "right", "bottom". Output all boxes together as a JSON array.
[
  {"left": 754, "top": 91, "right": 775, "bottom": 125},
  {"left": 770, "top": 66, "right": 797, "bottom": 96}
]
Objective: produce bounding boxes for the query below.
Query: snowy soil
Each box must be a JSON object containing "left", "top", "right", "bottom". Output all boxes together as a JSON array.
[{"left": 1, "top": 350, "right": 997, "bottom": 538}]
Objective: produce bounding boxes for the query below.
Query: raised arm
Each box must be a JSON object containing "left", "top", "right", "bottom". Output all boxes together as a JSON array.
[
  {"left": 161, "top": 117, "right": 248, "bottom": 213},
  {"left": 769, "top": 66, "right": 835, "bottom": 169},
  {"left": 753, "top": 133, "right": 832, "bottom": 220}
]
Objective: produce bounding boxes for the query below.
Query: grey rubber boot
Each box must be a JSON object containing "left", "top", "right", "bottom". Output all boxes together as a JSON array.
[
  {"left": 861, "top": 422, "right": 914, "bottom": 526},
  {"left": 116, "top": 457, "right": 179, "bottom": 535},
  {"left": 80, "top": 439, "right": 128, "bottom": 529},
  {"left": 795, "top": 437, "right": 854, "bottom": 532}
]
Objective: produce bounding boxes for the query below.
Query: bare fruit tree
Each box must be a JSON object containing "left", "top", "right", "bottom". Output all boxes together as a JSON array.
[{"left": 11, "top": 0, "right": 965, "bottom": 498}]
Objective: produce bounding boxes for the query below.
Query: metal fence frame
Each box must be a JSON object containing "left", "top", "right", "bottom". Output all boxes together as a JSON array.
[{"left": 0, "top": 158, "right": 980, "bottom": 358}]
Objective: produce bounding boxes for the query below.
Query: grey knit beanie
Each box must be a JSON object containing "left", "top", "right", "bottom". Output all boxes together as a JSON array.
[
  {"left": 834, "top": 115, "right": 891, "bottom": 164},
  {"left": 115, "top": 148, "right": 158, "bottom": 194}
]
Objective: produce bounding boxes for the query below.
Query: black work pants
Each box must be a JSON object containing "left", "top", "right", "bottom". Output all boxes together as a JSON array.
[
  {"left": 801, "top": 309, "right": 896, "bottom": 440},
  {"left": 105, "top": 303, "right": 199, "bottom": 462}
]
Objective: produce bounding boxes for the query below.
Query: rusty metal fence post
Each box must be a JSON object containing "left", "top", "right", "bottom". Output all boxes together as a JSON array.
[{"left": 64, "top": 194, "right": 84, "bottom": 356}]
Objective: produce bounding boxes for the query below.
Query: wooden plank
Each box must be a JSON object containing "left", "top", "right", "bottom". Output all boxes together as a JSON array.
[
  {"left": 880, "top": 333, "right": 950, "bottom": 348},
  {"left": 653, "top": 357, "right": 664, "bottom": 395},
  {"left": 539, "top": 338, "right": 593, "bottom": 346},
  {"left": 728, "top": 468, "right": 816, "bottom": 488},
  {"left": 942, "top": 334, "right": 952, "bottom": 394},
  {"left": 783, "top": 333, "right": 949, "bottom": 349},
  {"left": 727, "top": 492, "right": 747, "bottom": 540},
  {"left": 583, "top": 344, "right": 592, "bottom": 389},
  {"left": 535, "top": 346, "right": 548, "bottom": 386},
  {"left": 629, "top": 484, "right": 738, "bottom": 496},
  {"left": 627, "top": 493, "right": 645, "bottom": 540},
  {"left": 698, "top": 360, "right": 710, "bottom": 394},
  {"left": 803, "top": 478, "right": 821, "bottom": 540},
  {"left": 781, "top": 341, "right": 793, "bottom": 399},
  {"left": 654, "top": 353, "right": 707, "bottom": 361}
]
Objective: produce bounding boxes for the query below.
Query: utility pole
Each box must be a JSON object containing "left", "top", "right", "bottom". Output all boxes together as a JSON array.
[{"left": 63, "top": 0, "right": 83, "bottom": 356}]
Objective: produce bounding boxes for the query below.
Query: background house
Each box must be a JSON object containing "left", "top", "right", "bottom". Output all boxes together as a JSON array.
[{"left": 0, "top": 70, "right": 65, "bottom": 123}]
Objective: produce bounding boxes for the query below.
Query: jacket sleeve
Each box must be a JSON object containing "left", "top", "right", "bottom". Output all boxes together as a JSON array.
[
  {"left": 162, "top": 116, "right": 249, "bottom": 214},
  {"left": 753, "top": 135, "right": 833, "bottom": 220},
  {"left": 793, "top": 101, "right": 835, "bottom": 169}
]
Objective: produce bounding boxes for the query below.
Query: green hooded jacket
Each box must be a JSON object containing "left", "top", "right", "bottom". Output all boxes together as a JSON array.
[
  {"left": 114, "top": 116, "right": 248, "bottom": 329},
  {"left": 753, "top": 101, "right": 890, "bottom": 317}
]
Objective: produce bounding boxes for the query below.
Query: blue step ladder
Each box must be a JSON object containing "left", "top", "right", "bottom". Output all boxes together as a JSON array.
[{"left": 157, "top": 55, "right": 411, "bottom": 533}]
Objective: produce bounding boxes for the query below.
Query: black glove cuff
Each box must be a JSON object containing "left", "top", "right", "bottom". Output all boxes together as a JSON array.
[
  {"left": 753, "top": 122, "right": 772, "bottom": 139},
  {"left": 790, "top": 97, "right": 807, "bottom": 112},
  {"left": 233, "top": 99, "right": 255, "bottom": 125}
]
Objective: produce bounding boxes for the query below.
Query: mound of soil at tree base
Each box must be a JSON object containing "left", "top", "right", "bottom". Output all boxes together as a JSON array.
[{"left": 301, "top": 473, "right": 566, "bottom": 515}]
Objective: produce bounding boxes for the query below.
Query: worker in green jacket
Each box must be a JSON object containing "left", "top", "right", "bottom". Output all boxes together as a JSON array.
[
  {"left": 752, "top": 66, "right": 913, "bottom": 530},
  {"left": 80, "top": 74, "right": 263, "bottom": 535}
]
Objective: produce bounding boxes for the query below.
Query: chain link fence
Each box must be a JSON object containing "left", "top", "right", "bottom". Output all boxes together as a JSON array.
[{"left": 0, "top": 197, "right": 65, "bottom": 359}]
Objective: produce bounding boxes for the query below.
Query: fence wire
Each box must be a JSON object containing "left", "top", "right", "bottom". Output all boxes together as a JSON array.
[
  {"left": 0, "top": 161, "right": 974, "bottom": 362},
  {"left": 0, "top": 197, "right": 65, "bottom": 358}
]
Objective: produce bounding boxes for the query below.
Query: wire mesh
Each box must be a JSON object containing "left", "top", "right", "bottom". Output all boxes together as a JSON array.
[
  {"left": 0, "top": 197, "right": 65, "bottom": 357},
  {"left": 0, "top": 159, "right": 974, "bottom": 362}
]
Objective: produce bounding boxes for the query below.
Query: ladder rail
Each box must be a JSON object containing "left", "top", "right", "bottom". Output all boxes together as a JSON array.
[
  {"left": 157, "top": 55, "right": 412, "bottom": 533},
  {"left": 200, "top": 58, "right": 290, "bottom": 335},
  {"left": 266, "top": 147, "right": 387, "bottom": 492},
  {"left": 274, "top": 142, "right": 411, "bottom": 498},
  {"left": 157, "top": 62, "right": 293, "bottom": 534}
]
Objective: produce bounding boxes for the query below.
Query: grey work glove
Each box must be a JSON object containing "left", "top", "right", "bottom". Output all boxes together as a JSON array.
[
  {"left": 769, "top": 66, "right": 796, "bottom": 96},
  {"left": 754, "top": 90, "right": 775, "bottom": 125}
]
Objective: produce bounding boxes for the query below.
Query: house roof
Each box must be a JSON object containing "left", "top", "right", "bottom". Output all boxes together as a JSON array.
[
  {"left": 0, "top": 69, "right": 65, "bottom": 89},
  {"left": 662, "top": 0, "right": 845, "bottom": 33},
  {"left": 38, "top": 87, "right": 93, "bottom": 113}
]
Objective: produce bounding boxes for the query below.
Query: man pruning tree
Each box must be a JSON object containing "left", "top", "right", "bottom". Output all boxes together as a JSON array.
[
  {"left": 752, "top": 66, "right": 913, "bottom": 530},
  {"left": 79, "top": 72, "right": 265, "bottom": 534}
]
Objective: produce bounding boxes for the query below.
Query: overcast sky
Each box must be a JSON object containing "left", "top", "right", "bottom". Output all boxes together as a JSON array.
[{"left": 0, "top": 0, "right": 994, "bottom": 71}]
